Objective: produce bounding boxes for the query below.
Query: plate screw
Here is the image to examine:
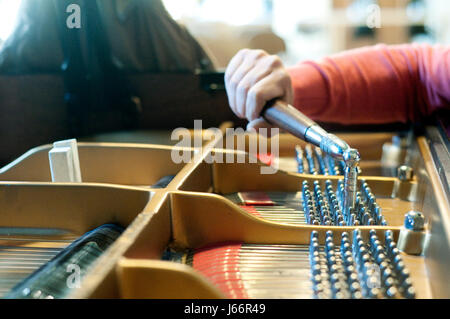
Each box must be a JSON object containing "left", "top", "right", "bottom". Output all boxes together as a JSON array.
[
  {"left": 397, "top": 165, "right": 414, "bottom": 181},
  {"left": 404, "top": 211, "right": 424, "bottom": 231}
]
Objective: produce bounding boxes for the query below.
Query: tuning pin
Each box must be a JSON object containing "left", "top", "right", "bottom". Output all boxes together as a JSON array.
[
  {"left": 404, "top": 286, "right": 416, "bottom": 299},
  {"left": 385, "top": 286, "right": 398, "bottom": 299}
]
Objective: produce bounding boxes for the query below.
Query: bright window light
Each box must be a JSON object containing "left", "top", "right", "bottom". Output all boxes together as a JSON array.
[
  {"left": 163, "top": 0, "right": 266, "bottom": 25},
  {"left": 196, "top": 0, "right": 265, "bottom": 25},
  {"left": 162, "top": 0, "right": 198, "bottom": 20},
  {"left": 0, "top": 0, "right": 22, "bottom": 42}
]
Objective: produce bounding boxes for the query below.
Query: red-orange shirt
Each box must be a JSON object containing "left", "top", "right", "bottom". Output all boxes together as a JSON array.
[{"left": 287, "top": 44, "right": 450, "bottom": 124}]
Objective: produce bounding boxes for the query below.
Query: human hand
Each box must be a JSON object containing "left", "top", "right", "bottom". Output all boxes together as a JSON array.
[{"left": 224, "top": 49, "right": 293, "bottom": 132}]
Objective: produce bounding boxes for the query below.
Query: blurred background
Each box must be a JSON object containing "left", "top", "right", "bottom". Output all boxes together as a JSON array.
[
  {"left": 1, "top": 0, "right": 449, "bottom": 67},
  {"left": 163, "top": 0, "right": 450, "bottom": 68},
  {"left": 160, "top": 0, "right": 448, "bottom": 68}
]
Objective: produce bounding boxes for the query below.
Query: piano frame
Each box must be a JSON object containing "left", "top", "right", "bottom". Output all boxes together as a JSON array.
[{"left": 0, "top": 126, "right": 448, "bottom": 299}]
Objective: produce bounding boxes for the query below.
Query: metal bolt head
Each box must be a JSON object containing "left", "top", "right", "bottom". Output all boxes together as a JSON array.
[
  {"left": 404, "top": 211, "right": 425, "bottom": 231},
  {"left": 343, "top": 148, "right": 360, "bottom": 167},
  {"left": 397, "top": 165, "right": 414, "bottom": 181}
]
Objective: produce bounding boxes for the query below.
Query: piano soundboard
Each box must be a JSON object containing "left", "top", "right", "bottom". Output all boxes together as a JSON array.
[{"left": 0, "top": 124, "right": 448, "bottom": 299}]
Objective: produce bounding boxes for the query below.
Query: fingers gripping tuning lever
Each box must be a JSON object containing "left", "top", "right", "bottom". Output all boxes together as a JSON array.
[{"left": 261, "top": 99, "right": 360, "bottom": 213}]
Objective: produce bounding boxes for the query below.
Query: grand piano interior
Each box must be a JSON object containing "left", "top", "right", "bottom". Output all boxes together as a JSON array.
[
  {"left": 0, "top": 0, "right": 449, "bottom": 300},
  {"left": 0, "top": 124, "right": 448, "bottom": 299}
]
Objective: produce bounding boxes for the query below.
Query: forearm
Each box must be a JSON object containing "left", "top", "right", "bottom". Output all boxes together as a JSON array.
[{"left": 288, "top": 44, "right": 450, "bottom": 125}]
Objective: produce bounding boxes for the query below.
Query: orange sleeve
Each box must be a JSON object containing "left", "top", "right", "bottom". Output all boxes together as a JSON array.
[{"left": 287, "top": 44, "right": 450, "bottom": 125}]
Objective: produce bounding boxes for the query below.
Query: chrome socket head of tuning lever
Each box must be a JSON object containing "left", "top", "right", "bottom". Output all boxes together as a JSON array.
[
  {"left": 343, "top": 148, "right": 361, "bottom": 168},
  {"left": 342, "top": 148, "right": 361, "bottom": 216},
  {"left": 306, "top": 126, "right": 361, "bottom": 215},
  {"left": 304, "top": 125, "right": 350, "bottom": 162}
]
